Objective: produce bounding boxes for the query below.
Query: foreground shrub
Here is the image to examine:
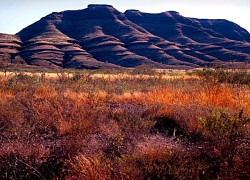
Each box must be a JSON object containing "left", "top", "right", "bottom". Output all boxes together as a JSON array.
[
  {"left": 198, "top": 109, "right": 250, "bottom": 141},
  {"left": 65, "top": 154, "right": 113, "bottom": 180}
]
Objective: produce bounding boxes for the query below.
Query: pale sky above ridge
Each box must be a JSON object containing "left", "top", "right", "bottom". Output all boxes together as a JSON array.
[{"left": 0, "top": 0, "right": 249, "bottom": 34}]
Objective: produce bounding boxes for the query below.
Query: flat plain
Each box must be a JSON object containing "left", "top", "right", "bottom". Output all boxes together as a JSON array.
[{"left": 0, "top": 67, "right": 249, "bottom": 179}]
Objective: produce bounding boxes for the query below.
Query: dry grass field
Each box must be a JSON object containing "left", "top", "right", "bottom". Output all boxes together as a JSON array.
[{"left": 0, "top": 67, "right": 250, "bottom": 179}]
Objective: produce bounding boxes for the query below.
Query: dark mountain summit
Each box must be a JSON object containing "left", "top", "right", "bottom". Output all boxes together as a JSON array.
[{"left": 0, "top": 4, "right": 250, "bottom": 69}]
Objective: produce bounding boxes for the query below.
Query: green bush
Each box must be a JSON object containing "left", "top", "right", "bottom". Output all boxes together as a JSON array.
[{"left": 198, "top": 109, "right": 250, "bottom": 140}]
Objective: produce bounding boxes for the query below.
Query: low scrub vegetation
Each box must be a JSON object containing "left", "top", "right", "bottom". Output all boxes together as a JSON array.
[
  {"left": 195, "top": 68, "right": 250, "bottom": 85},
  {"left": 0, "top": 69, "right": 249, "bottom": 179}
]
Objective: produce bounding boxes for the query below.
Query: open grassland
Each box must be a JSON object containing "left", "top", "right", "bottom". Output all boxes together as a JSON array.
[{"left": 0, "top": 68, "right": 250, "bottom": 179}]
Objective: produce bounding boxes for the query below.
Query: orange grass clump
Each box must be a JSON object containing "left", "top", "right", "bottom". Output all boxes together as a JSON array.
[{"left": 144, "top": 84, "right": 250, "bottom": 112}]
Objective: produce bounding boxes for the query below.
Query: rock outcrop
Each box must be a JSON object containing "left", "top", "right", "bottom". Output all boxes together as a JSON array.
[{"left": 0, "top": 4, "right": 249, "bottom": 69}]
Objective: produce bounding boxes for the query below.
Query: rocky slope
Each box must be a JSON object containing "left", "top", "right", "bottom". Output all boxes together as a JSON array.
[{"left": 0, "top": 4, "right": 250, "bottom": 69}]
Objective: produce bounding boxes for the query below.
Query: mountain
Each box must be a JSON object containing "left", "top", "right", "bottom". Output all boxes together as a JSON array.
[{"left": 0, "top": 4, "right": 250, "bottom": 69}]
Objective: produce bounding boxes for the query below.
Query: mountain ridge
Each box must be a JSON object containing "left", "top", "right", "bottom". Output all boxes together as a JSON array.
[{"left": 0, "top": 4, "right": 249, "bottom": 69}]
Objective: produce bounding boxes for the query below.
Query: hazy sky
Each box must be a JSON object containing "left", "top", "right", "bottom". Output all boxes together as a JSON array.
[{"left": 0, "top": 0, "right": 249, "bottom": 34}]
